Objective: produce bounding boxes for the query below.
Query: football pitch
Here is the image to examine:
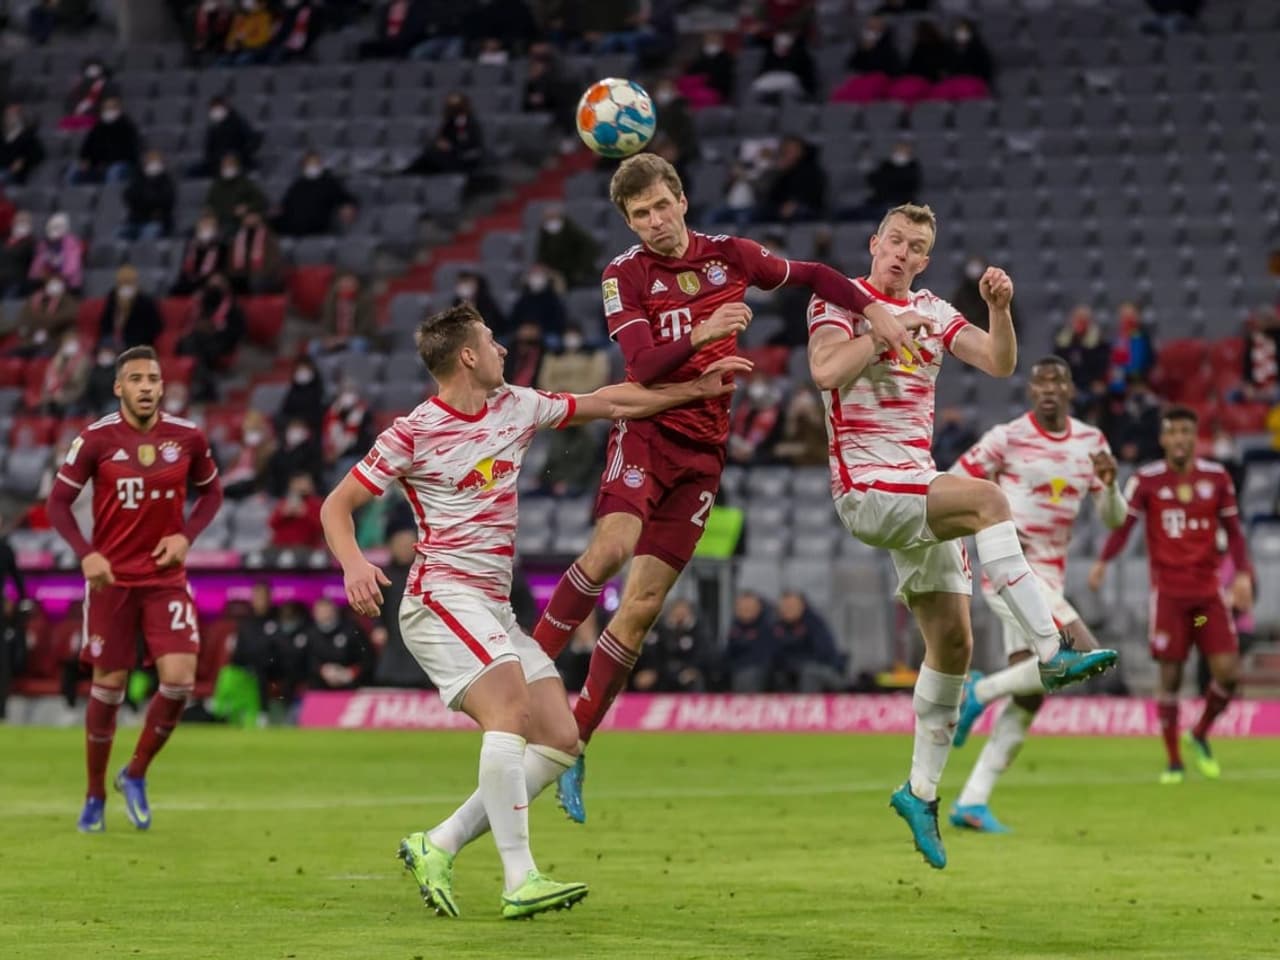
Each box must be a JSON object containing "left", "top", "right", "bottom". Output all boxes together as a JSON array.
[{"left": 2, "top": 727, "right": 1278, "bottom": 960}]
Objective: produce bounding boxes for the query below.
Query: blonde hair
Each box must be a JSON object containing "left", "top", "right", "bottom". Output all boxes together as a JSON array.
[
  {"left": 877, "top": 203, "right": 938, "bottom": 251},
  {"left": 609, "top": 153, "right": 684, "bottom": 220}
]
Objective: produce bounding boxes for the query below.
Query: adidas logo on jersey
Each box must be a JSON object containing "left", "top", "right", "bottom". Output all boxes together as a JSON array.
[
  {"left": 112, "top": 449, "right": 129, "bottom": 461},
  {"left": 650, "top": 279, "right": 667, "bottom": 293}
]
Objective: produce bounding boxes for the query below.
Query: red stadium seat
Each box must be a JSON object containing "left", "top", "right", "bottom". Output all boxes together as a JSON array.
[
  {"left": 9, "top": 414, "right": 58, "bottom": 448},
  {"left": 154, "top": 325, "right": 182, "bottom": 357},
  {"left": 1152, "top": 338, "right": 1206, "bottom": 387},
  {"left": 76, "top": 298, "right": 104, "bottom": 337},
  {"left": 287, "top": 264, "right": 334, "bottom": 321},
  {"left": 0, "top": 356, "right": 27, "bottom": 387},
  {"left": 241, "top": 295, "right": 286, "bottom": 347},
  {"left": 55, "top": 416, "right": 91, "bottom": 446},
  {"left": 1209, "top": 336, "right": 1244, "bottom": 370},
  {"left": 1219, "top": 401, "right": 1270, "bottom": 435},
  {"left": 202, "top": 408, "right": 246, "bottom": 446},
  {"left": 164, "top": 355, "right": 196, "bottom": 386}
]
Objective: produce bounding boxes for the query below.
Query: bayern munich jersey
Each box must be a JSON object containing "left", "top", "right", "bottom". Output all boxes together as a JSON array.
[
  {"left": 807, "top": 279, "right": 972, "bottom": 497},
  {"left": 953, "top": 413, "right": 1112, "bottom": 594},
  {"left": 351, "top": 386, "right": 575, "bottom": 603},
  {"left": 602, "top": 230, "right": 789, "bottom": 446}
]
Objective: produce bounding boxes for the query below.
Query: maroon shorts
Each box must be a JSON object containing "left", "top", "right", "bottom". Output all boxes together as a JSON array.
[
  {"left": 81, "top": 582, "right": 201, "bottom": 673},
  {"left": 595, "top": 419, "right": 726, "bottom": 572},
  {"left": 1149, "top": 590, "right": 1238, "bottom": 663}
]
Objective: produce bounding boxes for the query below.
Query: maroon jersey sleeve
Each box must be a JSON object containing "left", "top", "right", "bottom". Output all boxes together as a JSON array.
[
  {"left": 189, "top": 428, "right": 219, "bottom": 487},
  {"left": 1218, "top": 471, "right": 1253, "bottom": 576},
  {"left": 726, "top": 236, "right": 790, "bottom": 290},
  {"left": 601, "top": 251, "right": 649, "bottom": 341},
  {"left": 55, "top": 428, "right": 100, "bottom": 492}
]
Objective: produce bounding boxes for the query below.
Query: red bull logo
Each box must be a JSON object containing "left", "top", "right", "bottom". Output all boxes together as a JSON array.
[
  {"left": 878, "top": 344, "right": 935, "bottom": 371},
  {"left": 456, "top": 457, "right": 516, "bottom": 492},
  {"left": 1030, "top": 477, "right": 1080, "bottom": 504}
]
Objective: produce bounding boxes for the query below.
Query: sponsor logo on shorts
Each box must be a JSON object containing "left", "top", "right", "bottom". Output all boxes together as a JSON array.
[
  {"left": 602, "top": 278, "right": 622, "bottom": 316},
  {"left": 88, "top": 635, "right": 103, "bottom": 658},
  {"left": 1194, "top": 615, "right": 1208, "bottom": 628},
  {"left": 622, "top": 466, "right": 645, "bottom": 489},
  {"left": 677, "top": 271, "right": 701, "bottom": 295},
  {"left": 705, "top": 262, "right": 728, "bottom": 286},
  {"left": 488, "top": 632, "right": 508, "bottom": 646}
]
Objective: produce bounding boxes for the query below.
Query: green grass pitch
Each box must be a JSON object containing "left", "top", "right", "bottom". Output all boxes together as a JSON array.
[{"left": 2, "top": 727, "right": 1278, "bottom": 959}]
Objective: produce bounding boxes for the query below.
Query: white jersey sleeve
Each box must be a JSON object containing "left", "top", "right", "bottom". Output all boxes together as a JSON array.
[
  {"left": 508, "top": 385, "right": 577, "bottom": 431},
  {"left": 353, "top": 417, "right": 417, "bottom": 495},
  {"left": 807, "top": 295, "right": 857, "bottom": 337},
  {"left": 953, "top": 423, "right": 1010, "bottom": 480}
]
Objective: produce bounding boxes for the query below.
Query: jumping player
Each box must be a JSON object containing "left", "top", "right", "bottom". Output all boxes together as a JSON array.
[
  {"left": 320, "top": 303, "right": 750, "bottom": 919},
  {"left": 1087, "top": 405, "right": 1254, "bottom": 783},
  {"left": 946, "top": 356, "right": 1128, "bottom": 833},
  {"left": 806, "top": 204, "right": 1118, "bottom": 868},
  {"left": 46, "top": 346, "right": 224, "bottom": 833},
  {"left": 530, "top": 153, "right": 928, "bottom": 823}
]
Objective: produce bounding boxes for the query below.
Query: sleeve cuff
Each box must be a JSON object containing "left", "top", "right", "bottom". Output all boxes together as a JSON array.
[
  {"left": 351, "top": 465, "right": 383, "bottom": 496},
  {"left": 555, "top": 395, "right": 578, "bottom": 429}
]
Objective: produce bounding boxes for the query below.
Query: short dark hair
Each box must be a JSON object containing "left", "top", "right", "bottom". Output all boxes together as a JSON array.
[
  {"left": 1162, "top": 404, "right": 1198, "bottom": 426},
  {"left": 1030, "top": 355, "right": 1073, "bottom": 376},
  {"left": 115, "top": 345, "right": 159, "bottom": 378},
  {"left": 609, "top": 153, "right": 684, "bottom": 219},
  {"left": 415, "top": 303, "right": 482, "bottom": 377}
]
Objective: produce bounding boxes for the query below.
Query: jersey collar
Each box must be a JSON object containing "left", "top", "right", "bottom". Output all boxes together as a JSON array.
[
  {"left": 857, "top": 277, "right": 911, "bottom": 307},
  {"left": 430, "top": 396, "right": 488, "bottom": 423},
  {"left": 1028, "top": 412, "right": 1071, "bottom": 441}
]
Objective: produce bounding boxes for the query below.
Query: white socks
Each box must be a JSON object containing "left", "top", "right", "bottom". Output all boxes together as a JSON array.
[
  {"left": 975, "top": 521, "right": 1060, "bottom": 663},
  {"left": 478, "top": 731, "right": 536, "bottom": 891},
  {"left": 973, "top": 656, "right": 1044, "bottom": 705},
  {"left": 956, "top": 701, "right": 1037, "bottom": 807},
  {"left": 909, "top": 665, "right": 965, "bottom": 802},
  {"left": 428, "top": 741, "right": 576, "bottom": 887}
]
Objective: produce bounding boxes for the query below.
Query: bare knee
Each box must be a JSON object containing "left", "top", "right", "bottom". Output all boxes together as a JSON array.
[
  {"left": 613, "top": 587, "right": 665, "bottom": 647},
  {"left": 580, "top": 532, "right": 632, "bottom": 581},
  {"left": 974, "top": 481, "right": 1013, "bottom": 528},
  {"left": 541, "top": 709, "right": 581, "bottom": 755}
]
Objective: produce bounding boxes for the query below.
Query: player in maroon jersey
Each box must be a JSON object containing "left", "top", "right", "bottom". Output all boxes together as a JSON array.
[
  {"left": 1088, "top": 406, "right": 1254, "bottom": 783},
  {"left": 530, "top": 153, "right": 930, "bottom": 823},
  {"left": 46, "top": 346, "right": 224, "bottom": 832}
]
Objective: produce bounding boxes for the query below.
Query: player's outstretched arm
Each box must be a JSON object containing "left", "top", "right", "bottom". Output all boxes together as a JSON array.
[
  {"left": 566, "top": 356, "right": 753, "bottom": 425},
  {"left": 948, "top": 267, "right": 1017, "bottom": 377},
  {"left": 321, "top": 474, "right": 391, "bottom": 617},
  {"left": 807, "top": 323, "right": 880, "bottom": 391}
]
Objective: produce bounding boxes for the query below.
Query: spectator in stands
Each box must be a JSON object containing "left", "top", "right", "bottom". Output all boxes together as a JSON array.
[
  {"left": 504, "top": 322, "right": 546, "bottom": 387},
  {"left": 228, "top": 210, "right": 285, "bottom": 295},
  {"left": 220, "top": 0, "right": 276, "bottom": 65},
  {"left": 451, "top": 269, "right": 505, "bottom": 334},
  {"left": 760, "top": 136, "right": 826, "bottom": 222},
  {"left": 539, "top": 322, "right": 608, "bottom": 394},
  {"left": 194, "top": 97, "right": 261, "bottom": 178},
  {"left": 9, "top": 277, "right": 78, "bottom": 357},
  {"left": 536, "top": 424, "right": 601, "bottom": 496},
  {"left": 1, "top": 212, "right": 36, "bottom": 298},
  {"left": 536, "top": 204, "right": 599, "bottom": 288},
  {"left": 772, "top": 591, "right": 845, "bottom": 692},
  {"left": 751, "top": 31, "right": 817, "bottom": 102},
  {"left": 322, "top": 380, "right": 372, "bottom": 470},
  {"left": 1055, "top": 305, "right": 1110, "bottom": 402},
  {"left": 205, "top": 152, "right": 268, "bottom": 232},
  {"left": 61, "top": 58, "right": 117, "bottom": 132},
  {"left": 27, "top": 0, "right": 58, "bottom": 44},
  {"left": 679, "top": 31, "right": 735, "bottom": 107},
  {"left": 79, "top": 345, "right": 118, "bottom": 413},
  {"left": 1101, "top": 379, "right": 1162, "bottom": 464},
  {"left": 839, "top": 140, "right": 922, "bottom": 221},
  {"left": 190, "top": 0, "right": 233, "bottom": 64},
  {"left": 98, "top": 265, "right": 162, "bottom": 350},
  {"left": 371, "top": 530, "right": 427, "bottom": 686},
  {"left": 39, "top": 331, "right": 90, "bottom": 415},
  {"left": 221, "top": 409, "right": 276, "bottom": 499},
  {"left": 508, "top": 263, "right": 567, "bottom": 340},
  {"left": 631, "top": 598, "right": 718, "bottom": 693},
  {"left": 162, "top": 380, "right": 191, "bottom": 417},
  {"left": 709, "top": 160, "right": 762, "bottom": 229},
  {"left": 534, "top": 324, "right": 607, "bottom": 495},
  {"left": 402, "top": 92, "right": 485, "bottom": 177},
  {"left": 569, "top": 0, "right": 649, "bottom": 55},
  {"left": 771, "top": 388, "right": 828, "bottom": 466},
  {"left": 406, "top": 2, "right": 463, "bottom": 60},
  {"left": 172, "top": 211, "right": 227, "bottom": 296},
  {"left": 521, "top": 42, "right": 575, "bottom": 134},
  {"left": 1109, "top": 302, "right": 1155, "bottom": 389},
  {"left": 932, "top": 406, "right": 978, "bottom": 471},
  {"left": 179, "top": 274, "right": 245, "bottom": 399},
  {"left": 267, "top": 0, "right": 317, "bottom": 62},
  {"left": 359, "top": 0, "right": 427, "bottom": 59},
  {"left": 270, "top": 472, "right": 326, "bottom": 548},
  {"left": 729, "top": 374, "right": 783, "bottom": 464},
  {"left": 28, "top": 213, "right": 84, "bottom": 294},
  {"left": 725, "top": 591, "right": 778, "bottom": 692},
  {"left": 305, "top": 598, "right": 374, "bottom": 690},
  {"left": 653, "top": 78, "right": 700, "bottom": 168},
  {"left": 949, "top": 255, "right": 989, "bottom": 329},
  {"left": 228, "top": 582, "right": 278, "bottom": 716},
  {"left": 831, "top": 15, "right": 901, "bottom": 103},
  {"left": 877, "top": 0, "right": 931, "bottom": 12},
  {"left": 69, "top": 96, "right": 141, "bottom": 185},
  {"left": 274, "top": 152, "right": 358, "bottom": 236},
  {"left": 1142, "top": 0, "right": 1204, "bottom": 35},
  {"left": 943, "top": 17, "right": 994, "bottom": 95},
  {"left": 1, "top": 105, "right": 46, "bottom": 186},
  {"left": 1242, "top": 308, "right": 1280, "bottom": 402},
  {"left": 900, "top": 18, "right": 950, "bottom": 91},
  {"left": 280, "top": 356, "right": 327, "bottom": 436},
  {"left": 317, "top": 271, "right": 377, "bottom": 353},
  {"left": 122, "top": 150, "right": 176, "bottom": 240}
]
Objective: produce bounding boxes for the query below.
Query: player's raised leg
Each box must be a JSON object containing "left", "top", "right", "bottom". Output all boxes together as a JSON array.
[
  {"left": 890, "top": 590, "right": 970, "bottom": 869},
  {"left": 926, "top": 474, "right": 1116, "bottom": 687}
]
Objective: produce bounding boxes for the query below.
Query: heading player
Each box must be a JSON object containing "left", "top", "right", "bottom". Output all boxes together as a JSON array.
[
  {"left": 320, "top": 303, "right": 749, "bottom": 919},
  {"left": 946, "top": 356, "right": 1128, "bottom": 834},
  {"left": 528, "top": 153, "right": 929, "bottom": 824},
  {"left": 806, "top": 204, "right": 1118, "bottom": 868},
  {"left": 1088, "top": 405, "right": 1254, "bottom": 783},
  {"left": 46, "top": 346, "right": 224, "bottom": 833}
]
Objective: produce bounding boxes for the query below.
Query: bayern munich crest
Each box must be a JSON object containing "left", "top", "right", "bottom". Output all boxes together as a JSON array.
[
  {"left": 622, "top": 466, "right": 645, "bottom": 489},
  {"left": 706, "top": 263, "right": 728, "bottom": 286},
  {"left": 160, "top": 441, "right": 182, "bottom": 464}
]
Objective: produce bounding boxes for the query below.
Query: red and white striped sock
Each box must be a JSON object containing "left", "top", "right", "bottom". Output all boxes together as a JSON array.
[{"left": 572, "top": 630, "right": 639, "bottom": 743}]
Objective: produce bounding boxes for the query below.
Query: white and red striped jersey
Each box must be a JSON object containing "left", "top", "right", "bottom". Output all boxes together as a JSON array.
[
  {"left": 807, "top": 279, "right": 972, "bottom": 497},
  {"left": 351, "top": 386, "right": 576, "bottom": 602},
  {"left": 953, "top": 413, "right": 1111, "bottom": 594}
]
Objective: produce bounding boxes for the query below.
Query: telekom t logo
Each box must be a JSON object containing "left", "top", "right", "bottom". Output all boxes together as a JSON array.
[
  {"left": 116, "top": 477, "right": 145, "bottom": 510},
  {"left": 1160, "top": 508, "right": 1186, "bottom": 539},
  {"left": 659, "top": 308, "right": 693, "bottom": 341}
]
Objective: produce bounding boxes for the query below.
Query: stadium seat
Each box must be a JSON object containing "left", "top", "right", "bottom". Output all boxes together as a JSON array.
[
  {"left": 241, "top": 296, "right": 286, "bottom": 348},
  {"left": 287, "top": 265, "right": 335, "bottom": 321},
  {"left": 9, "top": 415, "right": 58, "bottom": 449},
  {"left": 0, "top": 357, "right": 27, "bottom": 388}
]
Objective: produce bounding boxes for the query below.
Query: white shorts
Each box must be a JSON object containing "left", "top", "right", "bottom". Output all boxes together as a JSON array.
[
  {"left": 399, "top": 589, "right": 560, "bottom": 710},
  {"left": 835, "top": 469, "right": 971, "bottom": 602},
  {"left": 983, "top": 581, "right": 1081, "bottom": 657}
]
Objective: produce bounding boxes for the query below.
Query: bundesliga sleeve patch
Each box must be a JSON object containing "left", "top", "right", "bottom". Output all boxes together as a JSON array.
[
  {"left": 602, "top": 277, "right": 622, "bottom": 316},
  {"left": 65, "top": 436, "right": 84, "bottom": 465}
]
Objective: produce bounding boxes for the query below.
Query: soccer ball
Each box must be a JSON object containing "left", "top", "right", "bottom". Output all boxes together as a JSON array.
[{"left": 575, "top": 78, "right": 657, "bottom": 159}]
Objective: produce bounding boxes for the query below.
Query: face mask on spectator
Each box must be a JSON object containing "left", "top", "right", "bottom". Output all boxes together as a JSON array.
[
  {"left": 47, "top": 216, "right": 68, "bottom": 240},
  {"left": 862, "top": 27, "right": 880, "bottom": 45},
  {"left": 117, "top": 284, "right": 136, "bottom": 299},
  {"left": 97, "top": 348, "right": 115, "bottom": 365},
  {"left": 748, "top": 380, "right": 772, "bottom": 404},
  {"left": 197, "top": 224, "right": 217, "bottom": 242},
  {"left": 244, "top": 429, "right": 264, "bottom": 445},
  {"left": 210, "top": 106, "right": 228, "bottom": 124},
  {"left": 294, "top": 367, "right": 315, "bottom": 385},
  {"left": 286, "top": 426, "right": 309, "bottom": 446},
  {"left": 338, "top": 390, "right": 357, "bottom": 408},
  {"left": 772, "top": 32, "right": 794, "bottom": 55},
  {"left": 455, "top": 280, "right": 477, "bottom": 300},
  {"left": 303, "top": 162, "right": 322, "bottom": 179},
  {"left": 891, "top": 149, "right": 911, "bottom": 166},
  {"left": 60, "top": 338, "right": 79, "bottom": 358},
  {"left": 11, "top": 220, "right": 31, "bottom": 239},
  {"left": 145, "top": 161, "right": 164, "bottom": 176},
  {"left": 542, "top": 218, "right": 563, "bottom": 235},
  {"left": 563, "top": 332, "right": 583, "bottom": 351},
  {"left": 955, "top": 26, "right": 972, "bottom": 44},
  {"left": 101, "top": 108, "right": 121, "bottom": 123},
  {"left": 965, "top": 260, "right": 983, "bottom": 280},
  {"left": 703, "top": 41, "right": 722, "bottom": 56},
  {"left": 85, "top": 64, "right": 103, "bottom": 80},
  {"left": 221, "top": 164, "right": 240, "bottom": 180},
  {"left": 4, "top": 113, "right": 21, "bottom": 135},
  {"left": 46, "top": 279, "right": 65, "bottom": 298},
  {"left": 655, "top": 86, "right": 676, "bottom": 106},
  {"left": 527, "top": 272, "right": 548, "bottom": 292},
  {"left": 164, "top": 395, "right": 186, "bottom": 414}
]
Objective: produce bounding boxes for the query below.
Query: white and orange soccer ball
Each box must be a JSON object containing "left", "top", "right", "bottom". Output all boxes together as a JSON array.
[{"left": 575, "top": 78, "right": 658, "bottom": 159}]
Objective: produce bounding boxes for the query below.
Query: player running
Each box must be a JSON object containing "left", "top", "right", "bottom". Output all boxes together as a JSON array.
[
  {"left": 1087, "top": 405, "right": 1254, "bottom": 784},
  {"left": 529, "top": 153, "right": 928, "bottom": 824},
  {"left": 320, "top": 303, "right": 750, "bottom": 919},
  {"left": 46, "top": 346, "right": 224, "bottom": 833},
  {"left": 806, "top": 204, "right": 1118, "bottom": 868},
  {"left": 945, "top": 356, "right": 1128, "bottom": 834}
]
